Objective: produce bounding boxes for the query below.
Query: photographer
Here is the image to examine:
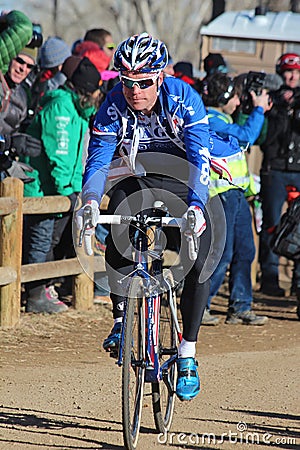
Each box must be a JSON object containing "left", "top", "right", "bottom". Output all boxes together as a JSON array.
[
  {"left": 1, "top": 10, "right": 32, "bottom": 129},
  {"left": 0, "top": 11, "right": 43, "bottom": 180},
  {"left": 234, "top": 71, "right": 283, "bottom": 146},
  {"left": 0, "top": 10, "right": 33, "bottom": 75},
  {"left": 1, "top": 10, "right": 32, "bottom": 155},
  {"left": 0, "top": 45, "right": 42, "bottom": 181},
  {"left": 201, "top": 72, "right": 271, "bottom": 325},
  {"left": 259, "top": 53, "right": 300, "bottom": 298}
]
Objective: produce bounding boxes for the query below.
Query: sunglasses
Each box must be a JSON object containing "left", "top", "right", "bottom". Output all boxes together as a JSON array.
[
  {"left": 121, "top": 74, "right": 159, "bottom": 90},
  {"left": 15, "top": 56, "right": 35, "bottom": 70},
  {"left": 106, "top": 43, "right": 116, "bottom": 50}
]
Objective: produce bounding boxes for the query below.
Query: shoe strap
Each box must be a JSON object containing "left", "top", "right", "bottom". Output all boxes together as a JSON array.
[{"left": 178, "top": 368, "right": 197, "bottom": 378}]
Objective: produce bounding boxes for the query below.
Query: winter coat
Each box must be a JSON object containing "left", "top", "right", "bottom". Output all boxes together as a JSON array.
[
  {"left": 0, "top": 80, "right": 28, "bottom": 134},
  {"left": 261, "top": 86, "right": 300, "bottom": 172},
  {"left": 23, "top": 85, "right": 96, "bottom": 198}
]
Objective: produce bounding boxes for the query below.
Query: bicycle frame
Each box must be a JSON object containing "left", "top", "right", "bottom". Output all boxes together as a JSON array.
[
  {"left": 78, "top": 206, "right": 197, "bottom": 447},
  {"left": 116, "top": 212, "right": 182, "bottom": 385},
  {"left": 78, "top": 206, "right": 196, "bottom": 383}
]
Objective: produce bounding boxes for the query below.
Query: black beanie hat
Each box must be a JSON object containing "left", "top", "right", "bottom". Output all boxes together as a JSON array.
[
  {"left": 204, "top": 53, "right": 228, "bottom": 76},
  {"left": 71, "top": 57, "right": 101, "bottom": 94},
  {"left": 62, "top": 55, "right": 82, "bottom": 80}
]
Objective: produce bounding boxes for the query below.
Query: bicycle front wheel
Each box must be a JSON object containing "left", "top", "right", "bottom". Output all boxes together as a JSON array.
[
  {"left": 152, "top": 269, "right": 178, "bottom": 433},
  {"left": 122, "top": 277, "right": 146, "bottom": 450}
]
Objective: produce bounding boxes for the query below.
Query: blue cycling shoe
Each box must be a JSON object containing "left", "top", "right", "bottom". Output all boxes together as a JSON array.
[
  {"left": 103, "top": 322, "right": 122, "bottom": 357},
  {"left": 176, "top": 357, "right": 200, "bottom": 401}
]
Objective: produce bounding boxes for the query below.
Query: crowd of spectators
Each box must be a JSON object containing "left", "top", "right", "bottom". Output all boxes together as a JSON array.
[{"left": 1, "top": 9, "right": 299, "bottom": 322}]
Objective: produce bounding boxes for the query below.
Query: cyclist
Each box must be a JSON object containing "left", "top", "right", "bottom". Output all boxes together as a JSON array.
[{"left": 77, "top": 32, "right": 240, "bottom": 401}]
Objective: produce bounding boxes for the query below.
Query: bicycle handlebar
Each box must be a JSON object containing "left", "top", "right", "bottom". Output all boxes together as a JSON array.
[
  {"left": 78, "top": 205, "right": 93, "bottom": 248},
  {"left": 96, "top": 215, "right": 182, "bottom": 227},
  {"left": 78, "top": 210, "right": 198, "bottom": 260}
]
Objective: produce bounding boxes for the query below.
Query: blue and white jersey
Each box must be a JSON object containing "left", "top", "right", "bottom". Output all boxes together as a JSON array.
[{"left": 82, "top": 76, "right": 240, "bottom": 209}]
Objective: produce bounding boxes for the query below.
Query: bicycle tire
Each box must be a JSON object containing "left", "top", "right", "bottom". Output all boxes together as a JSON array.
[
  {"left": 122, "top": 277, "right": 146, "bottom": 450},
  {"left": 152, "top": 268, "right": 178, "bottom": 433}
]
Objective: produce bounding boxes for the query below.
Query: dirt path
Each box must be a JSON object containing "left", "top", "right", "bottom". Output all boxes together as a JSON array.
[{"left": 0, "top": 291, "right": 299, "bottom": 450}]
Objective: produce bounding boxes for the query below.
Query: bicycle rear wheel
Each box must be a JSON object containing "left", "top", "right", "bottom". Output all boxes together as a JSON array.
[
  {"left": 152, "top": 269, "right": 178, "bottom": 433},
  {"left": 122, "top": 277, "right": 146, "bottom": 450}
]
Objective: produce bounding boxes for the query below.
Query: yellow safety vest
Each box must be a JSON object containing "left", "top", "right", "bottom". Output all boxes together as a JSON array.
[{"left": 208, "top": 111, "right": 257, "bottom": 198}]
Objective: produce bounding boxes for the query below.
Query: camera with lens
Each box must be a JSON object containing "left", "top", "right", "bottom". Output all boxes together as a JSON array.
[
  {"left": 26, "top": 23, "right": 43, "bottom": 49},
  {"left": 241, "top": 71, "right": 267, "bottom": 114}
]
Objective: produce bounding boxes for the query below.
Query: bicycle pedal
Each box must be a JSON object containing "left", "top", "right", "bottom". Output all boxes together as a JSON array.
[
  {"left": 104, "top": 347, "right": 119, "bottom": 359},
  {"left": 111, "top": 348, "right": 119, "bottom": 358}
]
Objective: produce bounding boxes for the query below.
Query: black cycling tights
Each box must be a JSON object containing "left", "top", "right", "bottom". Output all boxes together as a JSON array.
[{"left": 105, "top": 175, "right": 211, "bottom": 342}]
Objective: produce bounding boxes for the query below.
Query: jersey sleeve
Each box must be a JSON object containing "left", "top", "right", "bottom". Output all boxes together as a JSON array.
[
  {"left": 82, "top": 92, "right": 120, "bottom": 204},
  {"left": 179, "top": 82, "right": 211, "bottom": 210}
]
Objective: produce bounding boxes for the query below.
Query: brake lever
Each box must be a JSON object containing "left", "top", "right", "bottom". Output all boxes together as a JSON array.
[
  {"left": 78, "top": 205, "right": 92, "bottom": 247},
  {"left": 187, "top": 209, "right": 198, "bottom": 254}
]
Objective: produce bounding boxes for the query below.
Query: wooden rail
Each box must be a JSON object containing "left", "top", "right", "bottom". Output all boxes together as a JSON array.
[
  {"left": 0, "top": 177, "right": 105, "bottom": 328},
  {"left": 2, "top": 177, "right": 265, "bottom": 329}
]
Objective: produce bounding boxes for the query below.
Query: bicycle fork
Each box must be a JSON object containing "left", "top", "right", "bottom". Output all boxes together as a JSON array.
[{"left": 144, "top": 293, "right": 161, "bottom": 383}]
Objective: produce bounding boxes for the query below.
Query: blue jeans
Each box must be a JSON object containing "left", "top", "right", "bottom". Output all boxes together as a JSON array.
[
  {"left": 23, "top": 215, "right": 55, "bottom": 264},
  {"left": 23, "top": 215, "right": 55, "bottom": 290},
  {"left": 207, "top": 189, "right": 255, "bottom": 314},
  {"left": 259, "top": 170, "right": 300, "bottom": 288}
]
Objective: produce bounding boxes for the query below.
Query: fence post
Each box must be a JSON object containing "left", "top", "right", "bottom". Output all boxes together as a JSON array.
[
  {"left": 73, "top": 232, "right": 94, "bottom": 311},
  {"left": 0, "top": 178, "right": 23, "bottom": 327}
]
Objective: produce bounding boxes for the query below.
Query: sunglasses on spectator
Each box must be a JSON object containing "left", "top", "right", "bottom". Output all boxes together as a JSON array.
[
  {"left": 106, "top": 43, "right": 116, "bottom": 50},
  {"left": 121, "top": 73, "right": 160, "bottom": 90},
  {"left": 14, "top": 56, "right": 35, "bottom": 70},
  {"left": 283, "top": 56, "right": 300, "bottom": 65}
]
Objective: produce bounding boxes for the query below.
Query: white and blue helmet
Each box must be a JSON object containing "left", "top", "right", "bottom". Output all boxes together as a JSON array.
[{"left": 114, "top": 32, "right": 168, "bottom": 73}]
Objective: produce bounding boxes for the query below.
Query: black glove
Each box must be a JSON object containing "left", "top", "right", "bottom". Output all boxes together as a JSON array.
[
  {"left": 0, "top": 135, "right": 13, "bottom": 170},
  {"left": 11, "top": 133, "right": 42, "bottom": 158},
  {"left": 0, "top": 135, "right": 5, "bottom": 152},
  {"left": 0, "top": 153, "right": 13, "bottom": 170}
]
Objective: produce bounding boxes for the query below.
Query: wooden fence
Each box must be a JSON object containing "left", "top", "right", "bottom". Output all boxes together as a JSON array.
[
  {"left": 0, "top": 177, "right": 105, "bottom": 329},
  {"left": 1, "top": 177, "right": 292, "bottom": 329}
]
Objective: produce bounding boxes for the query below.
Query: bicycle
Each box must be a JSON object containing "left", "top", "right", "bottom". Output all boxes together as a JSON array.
[{"left": 78, "top": 202, "right": 197, "bottom": 449}]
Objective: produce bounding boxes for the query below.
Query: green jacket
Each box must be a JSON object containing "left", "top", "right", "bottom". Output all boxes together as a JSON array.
[
  {"left": 0, "top": 10, "right": 33, "bottom": 74},
  {"left": 23, "top": 86, "right": 95, "bottom": 198}
]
